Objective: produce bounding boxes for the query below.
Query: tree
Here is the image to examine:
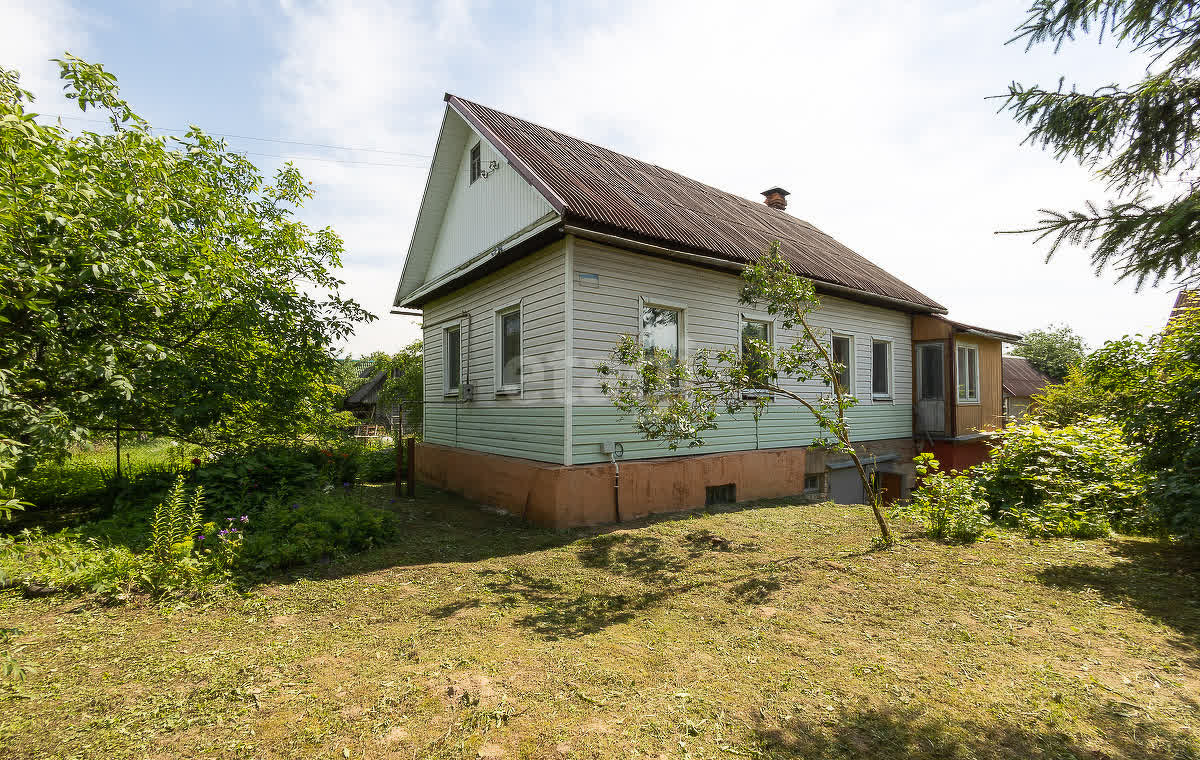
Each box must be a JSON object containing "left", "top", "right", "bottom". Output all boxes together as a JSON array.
[
  {"left": 597, "top": 245, "right": 894, "bottom": 543},
  {"left": 0, "top": 57, "right": 372, "bottom": 475},
  {"left": 360, "top": 339, "right": 424, "bottom": 433},
  {"left": 1082, "top": 303, "right": 1200, "bottom": 538},
  {"left": 1012, "top": 323, "right": 1087, "bottom": 380},
  {"left": 1001, "top": 1, "right": 1200, "bottom": 288},
  {"left": 1032, "top": 364, "right": 1110, "bottom": 426}
]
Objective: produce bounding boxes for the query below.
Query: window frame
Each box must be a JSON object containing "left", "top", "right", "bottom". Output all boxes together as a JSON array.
[
  {"left": 469, "top": 141, "right": 482, "bottom": 184},
  {"left": 739, "top": 313, "right": 774, "bottom": 398},
  {"left": 494, "top": 302, "right": 523, "bottom": 396},
  {"left": 638, "top": 297, "right": 686, "bottom": 364},
  {"left": 829, "top": 332, "right": 855, "bottom": 397},
  {"left": 443, "top": 323, "right": 463, "bottom": 397},
  {"left": 870, "top": 338, "right": 893, "bottom": 400},
  {"left": 956, "top": 342, "right": 980, "bottom": 404}
]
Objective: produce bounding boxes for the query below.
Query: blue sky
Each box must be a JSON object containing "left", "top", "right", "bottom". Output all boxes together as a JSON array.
[{"left": 4, "top": 0, "right": 1184, "bottom": 355}]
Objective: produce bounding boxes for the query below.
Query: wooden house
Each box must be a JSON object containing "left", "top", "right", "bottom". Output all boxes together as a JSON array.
[
  {"left": 911, "top": 316, "right": 1021, "bottom": 470},
  {"left": 393, "top": 95, "right": 1016, "bottom": 525}
]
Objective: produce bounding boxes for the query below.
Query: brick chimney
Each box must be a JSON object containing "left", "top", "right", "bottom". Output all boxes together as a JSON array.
[{"left": 761, "top": 186, "right": 789, "bottom": 211}]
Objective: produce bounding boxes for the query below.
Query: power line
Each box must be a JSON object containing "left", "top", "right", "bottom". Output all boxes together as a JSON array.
[
  {"left": 43, "top": 112, "right": 433, "bottom": 159},
  {"left": 234, "top": 149, "right": 428, "bottom": 169}
]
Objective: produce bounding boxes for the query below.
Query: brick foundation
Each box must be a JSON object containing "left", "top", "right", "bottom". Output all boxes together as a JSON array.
[
  {"left": 417, "top": 442, "right": 809, "bottom": 528},
  {"left": 416, "top": 438, "right": 916, "bottom": 528}
]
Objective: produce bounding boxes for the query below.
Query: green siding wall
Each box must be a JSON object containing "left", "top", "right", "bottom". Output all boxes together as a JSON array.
[
  {"left": 425, "top": 404, "right": 566, "bottom": 464},
  {"left": 571, "top": 404, "right": 913, "bottom": 465}
]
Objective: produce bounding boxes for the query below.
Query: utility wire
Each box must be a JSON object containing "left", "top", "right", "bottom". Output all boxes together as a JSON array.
[{"left": 43, "top": 112, "right": 433, "bottom": 159}]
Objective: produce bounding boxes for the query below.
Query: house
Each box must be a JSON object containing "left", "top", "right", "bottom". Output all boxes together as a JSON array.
[
  {"left": 1001, "top": 356, "right": 1054, "bottom": 422},
  {"left": 393, "top": 95, "right": 1016, "bottom": 526},
  {"left": 911, "top": 316, "right": 1022, "bottom": 470}
]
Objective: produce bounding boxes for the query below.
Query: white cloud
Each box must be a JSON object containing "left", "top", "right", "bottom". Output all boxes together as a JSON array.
[
  {"left": 271, "top": 0, "right": 1182, "bottom": 354},
  {"left": 0, "top": 0, "right": 93, "bottom": 112}
]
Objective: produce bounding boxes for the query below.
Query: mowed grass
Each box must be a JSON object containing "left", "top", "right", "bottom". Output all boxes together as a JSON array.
[{"left": 2, "top": 487, "right": 1198, "bottom": 759}]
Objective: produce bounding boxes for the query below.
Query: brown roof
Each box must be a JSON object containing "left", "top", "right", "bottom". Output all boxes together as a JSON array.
[
  {"left": 1169, "top": 290, "right": 1198, "bottom": 324},
  {"left": 448, "top": 95, "right": 946, "bottom": 313},
  {"left": 1002, "top": 356, "right": 1055, "bottom": 398}
]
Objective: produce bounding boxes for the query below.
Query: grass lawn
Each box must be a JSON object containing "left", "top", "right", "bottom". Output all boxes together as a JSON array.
[{"left": 2, "top": 486, "right": 1198, "bottom": 759}]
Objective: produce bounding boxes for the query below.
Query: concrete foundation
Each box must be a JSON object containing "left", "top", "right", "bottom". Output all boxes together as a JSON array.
[
  {"left": 417, "top": 442, "right": 810, "bottom": 527},
  {"left": 417, "top": 438, "right": 916, "bottom": 528}
]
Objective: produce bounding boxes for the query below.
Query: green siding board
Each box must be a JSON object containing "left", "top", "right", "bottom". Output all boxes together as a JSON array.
[
  {"left": 571, "top": 404, "right": 912, "bottom": 464},
  {"left": 425, "top": 404, "right": 565, "bottom": 464}
]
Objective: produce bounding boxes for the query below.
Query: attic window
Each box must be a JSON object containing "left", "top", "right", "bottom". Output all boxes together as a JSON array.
[{"left": 469, "top": 142, "right": 482, "bottom": 183}]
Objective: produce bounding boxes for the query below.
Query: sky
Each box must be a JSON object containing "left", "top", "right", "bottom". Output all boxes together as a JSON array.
[{"left": 3, "top": 0, "right": 1186, "bottom": 355}]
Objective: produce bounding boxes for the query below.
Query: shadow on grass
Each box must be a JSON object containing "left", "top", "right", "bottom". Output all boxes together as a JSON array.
[
  {"left": 576, "top": 533, "right": 687, "bottom": 583},
  {"left": 751, "top": 704, "right": 1200, "bottom": 760},
  {"left": 1036, "top": 537, "right": 1200, "bottom": 661},
  {"left": 477, "top": 568, "right": 665, "bottom": 639}
]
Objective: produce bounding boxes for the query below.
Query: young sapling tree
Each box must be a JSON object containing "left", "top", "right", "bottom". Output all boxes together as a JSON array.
[{"left": 596, "top": 243, "right": 894, "bottom": 543}]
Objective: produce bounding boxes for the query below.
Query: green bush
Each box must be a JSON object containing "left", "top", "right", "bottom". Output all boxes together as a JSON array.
[
  {"left": 354, "top": 444, "right": 397, "bottom": 483},
  {"left": 0, "top": 477, "right": 245, "bottom": 599},
  {"left": 975, "top": 417, "right": 1149, "bottom": 538},
  {"left": 239, "top": 492, "right": 399, "bottom": 571},
  {"left": 895, "top": 454, "right": 991, "bottom": 541}
]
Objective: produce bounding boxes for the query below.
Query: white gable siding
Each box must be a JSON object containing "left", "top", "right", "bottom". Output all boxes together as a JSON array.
[
  {"left": 422, "top": 241, "right": 567, "bottom": 463},
  {"left": 425, "top": 134, "right": 555, "bottom": 281},
  {"left": 569, "top": 240, "right": 913, "bottom": 464}
]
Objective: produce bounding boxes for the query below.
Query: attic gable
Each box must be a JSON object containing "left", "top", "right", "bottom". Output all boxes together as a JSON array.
[{"left": 393, "top": 103, "right": 557, "bottom": 307}]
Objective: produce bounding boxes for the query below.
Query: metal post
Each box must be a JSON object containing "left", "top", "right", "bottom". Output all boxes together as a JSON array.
[
  {"left": 115, "top": 420, "right": 122, "bottom": 481},
  {"left": 405, "top": 437, "right": 416, "bottom": 498}
]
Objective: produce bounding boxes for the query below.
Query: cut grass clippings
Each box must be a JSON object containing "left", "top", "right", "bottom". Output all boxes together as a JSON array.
[{"left": 1, "top": 485, "right": 1198, "bottom": 759}]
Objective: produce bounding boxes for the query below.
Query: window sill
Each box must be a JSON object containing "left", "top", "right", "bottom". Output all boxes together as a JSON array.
[
  {"left": 495, "top": 386, "right": 522, "bottom": 397},
  {"left": 958, "top": 399, "right": 981, "bottom": 405},
  {"left": 872, "top": 395, "right": 893, "bottom": 402},
  {"left": 443, "top": 391, "right": 460, "bottom": 398}
]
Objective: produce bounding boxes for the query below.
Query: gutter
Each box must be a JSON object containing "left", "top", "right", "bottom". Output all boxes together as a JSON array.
[{"left": 563, "top": 224, "right": 948, "bottom": 315}]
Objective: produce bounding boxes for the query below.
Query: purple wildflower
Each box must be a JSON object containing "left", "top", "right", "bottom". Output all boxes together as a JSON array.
[
  {"left": 197, "top": 535, "right": 205, "bottom": 541},
  {"left": 240, "top": 515, "right": 249, "bottom": 523}
]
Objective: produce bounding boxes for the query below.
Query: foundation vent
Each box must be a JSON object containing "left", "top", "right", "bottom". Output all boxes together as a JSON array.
[{"left": 705, "top": 483, "right": 736, "bottom": 506}]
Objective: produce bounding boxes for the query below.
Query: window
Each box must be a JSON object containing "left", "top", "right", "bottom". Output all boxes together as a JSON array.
[
  {"left": 871, "top": 340, "right": 891, "bottom": 398},
  {"left": 497, "top": 306, "right": 521, "bottom": 393},
  {"left": 641, "top": 305, "right": 681, "bottom": 363},
  {"left": 804, "top": 474, "right": 822, "bottom": 493},
  {"left": 741, "top": 319, "right": 772, "bottom": 389},
  {"left": 705, "top": 483, "right": 736, "bottom": 505},
  {"left": 957, "top": 343, "right": 979, "bottom": 402},
  {"left": 918, "top": 344, "right": 944, "bottom": 400},
  {"left": 831, "top": 334, "right": 853, "bottom": 394},
  {"left": 444, "top": 326, "right": 461, "bottom": 395},
  {"left": 469, "top": 142, "right": 481, "bottom": 183}
]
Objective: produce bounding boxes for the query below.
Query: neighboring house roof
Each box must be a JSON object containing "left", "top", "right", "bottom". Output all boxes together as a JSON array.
[
  {"left": 346, "top": 370, "right": 387, "bottom": 408},
  {"left": 1002, "top": 356, "right": 1054, "bottom": 398},
  {"left": 1168, "top": 289, "right": 1198, "bottom": 325},
  {"left": 429, "top": 94, "right": 946, "bottom": 313}
]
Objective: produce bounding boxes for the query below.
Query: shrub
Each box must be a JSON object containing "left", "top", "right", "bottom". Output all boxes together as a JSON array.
[
  {"left": 0, "top": 477, "right": 245, "bottom": 599},
  {"left": 239, "top": 492, "right": 399, "bottom": 572},
  {"left": 895, "top": 454, "right": 991, "bottom": 541},
  {"left": 975, "top": 417, "right": 1149, "bottom": 538},
  {"left": 353, "top": 443, "right": 397, "bottom": 483}
]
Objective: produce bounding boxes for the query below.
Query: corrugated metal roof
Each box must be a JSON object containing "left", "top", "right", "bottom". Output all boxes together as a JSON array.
[
  {"left": 1002, "top": 356, "right": 1054, "bottom": 398},
  {"left": 448, "top": 95, "right": 946, "bottom": 312}
]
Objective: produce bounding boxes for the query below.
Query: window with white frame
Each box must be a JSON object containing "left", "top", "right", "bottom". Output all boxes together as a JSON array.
[
  {"left": 957, "top": 343, "right": 979, "bottom": 403},
  {"left": 469, "top": 142, "right": 482, "bottom": 183},
  {"left": 741, "top": 318, "right": 772, "bottom": 390},
  {"left": 831, "top": 334, "right": 853, "bottom": 395},
  {"left": 871, "top": 339, "right": 892, "bottom": 398},
  {"left": 443, "top": 325, "right": 461, "bottom": 396},
  {"left": 641, "top": 304, "right": 681, "bottom": 363},
  {"left": 496, "top": 305, "right": 521, "bottom": 393}
]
